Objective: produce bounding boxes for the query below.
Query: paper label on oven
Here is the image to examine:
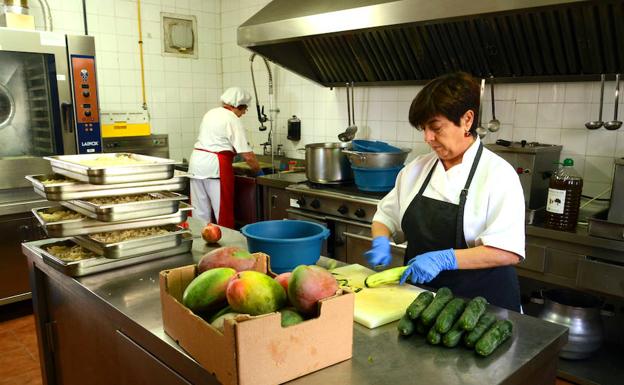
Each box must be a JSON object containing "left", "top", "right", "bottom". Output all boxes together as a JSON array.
[
  {"left": 546, "top": 188, "right": 566, "bottom": 214},
  {"left": 40, "top": 32, "right": 66, "bottom": 47},
  {"left": 56, "top": 74, "right": 66, "bottom": 81},
  {"left": 290, "top": 198, "right": 300, "bottom": 208}
]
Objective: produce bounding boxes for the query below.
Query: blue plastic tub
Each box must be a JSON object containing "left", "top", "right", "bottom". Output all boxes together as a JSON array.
[
  {"left": 352, "top": 140, "right": 402, "bottom": 153},
  {"left": 240, "top": 220, "right": 330, "bottom": 273},
  {"left": 352, "top": 165, "right": 403, "bottom": 192}
]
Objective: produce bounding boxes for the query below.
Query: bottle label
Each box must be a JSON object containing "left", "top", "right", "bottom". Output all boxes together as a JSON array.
[{"left": 546, "top": 188, "right": 566, "bottom": 214}]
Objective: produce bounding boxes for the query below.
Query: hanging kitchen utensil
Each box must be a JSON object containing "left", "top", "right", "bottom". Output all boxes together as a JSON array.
[
  {"left": 338, "top": 82, "right": 358, "bottom": 142},
  {"left": 604, "top": 73, "right": 622, "bottom": 131},
  {"left": 585, "top": 74, "right": 605, "bottom": 130},
  {"left": 476, "top": 78, "right": 488, "bottom": 138},
  {"left": 487, "top": 76, "right": 500, "bottom": 132}
]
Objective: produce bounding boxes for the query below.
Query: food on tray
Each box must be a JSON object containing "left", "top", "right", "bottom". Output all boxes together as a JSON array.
[
  {"left": 86, "top": 193, "right": 157, "bottom": 205},
  {"left": 89, "top": 226, "right": 170, "bottom": 243},
  {"left": 41, "top": 176, "right": 71, "bottom": 184},
  {"left": 45, "top": 244, "right": 96, "bottom": 261},
  {"left": 39, "top": 208, "right": 84, "bottom": 222},
  {"left": 75, "top": 154, "right": 154, "bottom": 167}
]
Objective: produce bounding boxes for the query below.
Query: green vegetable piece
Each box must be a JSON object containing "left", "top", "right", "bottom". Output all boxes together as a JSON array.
[
  {"left": 426, "top": 326, "right": 442, "bottom": 345},
  {"left": 458, "top": 296, "right": 488, "bottom": 331},
  {"left": 475, "top": 320, "right": 513, "bottom": 357},
  {"left": 415, "top": 318, "right": 428, "bottom": 335},
  {"left": 442, "top": 319, "right": 465, "bottom": 348},
  {"left": 397, "top": 313, "right": 416, "bottom": 336},
  {"left": 435, "top": 297, "right": 466, "bottom": 334},
  {"left": 420, "top": 287, "right": 453, "bottom": 326},
  {"left": 464, "top": 312, "right": 497, "bottom": 348},
  {"left": 406, "top": 291, "right": 434, "bottom": 320}
]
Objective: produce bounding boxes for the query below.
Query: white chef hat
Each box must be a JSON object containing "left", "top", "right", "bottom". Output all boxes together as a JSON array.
[{"left": 220, "top": 87, "right": 252, "bottom": 107}]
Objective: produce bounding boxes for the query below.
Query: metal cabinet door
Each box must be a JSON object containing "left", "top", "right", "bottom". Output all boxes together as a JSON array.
[
  {"left": 343, "top": 223, "right": 405, "bottom": 267},
  {"left": 234, "top": 175, "right": 258, "bottom": 227},
  {"left": 265, "top": 187, "right": 291, "bottom": 220}
]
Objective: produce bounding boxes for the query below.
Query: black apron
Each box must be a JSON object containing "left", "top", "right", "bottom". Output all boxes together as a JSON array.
[{"left": 400, "top": 144, "right": 521, "bottom": 311}]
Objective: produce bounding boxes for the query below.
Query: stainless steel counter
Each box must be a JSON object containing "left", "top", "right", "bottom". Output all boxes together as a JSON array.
[
  {"left": 23, "top": 219, "right": 568, "bottom": 385},
  {"left": 527, "top": 224, "right": 624, "bottom": 254},
  {"left": 257, "top": 172, "right": 308, "bottom": 189},
  {"left": 0, "top": 187, "right": 50, "bottom": 216}
]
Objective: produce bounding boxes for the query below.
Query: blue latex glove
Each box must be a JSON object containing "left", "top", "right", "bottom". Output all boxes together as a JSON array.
[
  {"left": 256, "top": 169, "right": 265, "bottom": 176},
  {"left": 364, "top": 236, "right": 392, "bottom": 267},
  {"left": 399, "top": 249, "right": 458, "bottom": 285}
]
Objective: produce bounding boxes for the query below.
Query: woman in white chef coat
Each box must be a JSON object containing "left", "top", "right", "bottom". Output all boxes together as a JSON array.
[
  {"left": 188, "top": 87, "right": 261, "bottom": 228},
  {"left": 365, "top": 72, "right": 524, "bottom": 311}
]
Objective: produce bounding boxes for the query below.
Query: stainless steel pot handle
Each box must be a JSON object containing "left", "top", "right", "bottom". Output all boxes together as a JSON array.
[
  {"left": 342, "top": 150, "right": 366, "bottom": 160},
  {"left": 343, "top": 231, "right": 407, "bottom": 250}
]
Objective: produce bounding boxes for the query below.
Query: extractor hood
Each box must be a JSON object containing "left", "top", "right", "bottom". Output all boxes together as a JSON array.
[{"left": 238, "top": 0, "right": 624, "bottom": 86}]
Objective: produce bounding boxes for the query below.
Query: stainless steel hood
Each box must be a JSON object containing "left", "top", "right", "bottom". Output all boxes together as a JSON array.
[{"left": 238, "top": 0, "right": 624, "bottom": 86}]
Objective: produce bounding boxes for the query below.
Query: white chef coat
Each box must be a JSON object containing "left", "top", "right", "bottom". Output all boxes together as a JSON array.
[
  {"left": 188, "top": 107, "right": 253, "bottom": 178},
  {"left": 373, "top": 138, "right": 526, "bottom": 258}
]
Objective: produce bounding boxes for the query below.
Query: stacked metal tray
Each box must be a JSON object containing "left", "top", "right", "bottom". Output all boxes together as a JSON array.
[
  {"left": 44, "top": 153, "right": 178, "bottom": 184},
  {"left": 59, "top": 191, "right": 187, "bottom": 221},
  {"left": 25, "top": 171, "right": 190, "bottom": 201},
  {"left": 24, "top": 153, "right": 194, "bottom": 276},
  {"left": 32, "top": 203, "right": 192, "bottom": 237},
  {"left": 25, "top": 234, "right": 193, "bottom": 277}
]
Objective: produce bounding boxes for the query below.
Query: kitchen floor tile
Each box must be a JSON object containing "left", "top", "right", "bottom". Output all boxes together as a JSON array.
[{"left": 0, "top": 301, "right": 42, "bottom": 385}]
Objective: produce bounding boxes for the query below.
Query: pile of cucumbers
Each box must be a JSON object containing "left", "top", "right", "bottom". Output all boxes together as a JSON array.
[{"left": 397, "top": 287, "right": 513, "bottom": 357}]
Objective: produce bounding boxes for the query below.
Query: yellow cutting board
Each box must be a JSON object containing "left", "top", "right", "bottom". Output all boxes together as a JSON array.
[{"left": 332, "top": 264, "right": 428, "bottom": 329}]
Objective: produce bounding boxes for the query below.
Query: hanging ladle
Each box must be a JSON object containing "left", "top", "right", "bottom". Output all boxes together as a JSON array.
[
  {"left": 338, "top": 81, "right": 358, "bottom": 142},
  {"left": 476, "top": 78, "right": 488, "bottom": 138},
  {"left": 487, "top": 76, "right": 500, "bottom": 132},
  {"left": 604, "top": 73, "right": 622, "bottom": 130},
  {"left": 585, "top": 74, "right": 605, "bottom": 130}
]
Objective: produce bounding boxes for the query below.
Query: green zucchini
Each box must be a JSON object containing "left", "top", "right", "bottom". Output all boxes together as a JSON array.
[
  {"left": 475, "top": 320, "right": 513, "bottom": 357},
  {"left": 434, "top": 298, "right": 466, "bottom": 334},
  {"left": 426, "top": 326, "right": 442, "bottom": 345},
  {"left": 415, "top": 318, "right": 428, "bottom": 335},
  {"left": 364, "top": 266, "right": 409, "bottom": 288},
  {"left": 406, "top": 291, "right": 434, "bottom": 320},
  {"left": 397, "top": 313, "right": 416, "bottom": 336},
  {"left": 458, "top": 296, "right": 488, "bottom": 331},
  {"left": 463, "top": 312, "right": 497, "bottom": 348},
  {"left": 442, "top": 319, "right": 465, "bottom": 348},
  {"left": 420, "top": 287, "right": 453, "bottom": 326}
]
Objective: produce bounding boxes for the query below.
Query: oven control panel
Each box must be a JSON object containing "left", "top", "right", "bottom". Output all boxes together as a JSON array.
[
  {"left": 71, "top": 55, "right": 102, "bottom": 154},
  {"left": 288, "top": 193, "right": 376, "bottom": 223}
]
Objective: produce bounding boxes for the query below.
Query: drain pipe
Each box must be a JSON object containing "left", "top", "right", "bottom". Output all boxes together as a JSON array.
[{"left": 81, "top": 0, "right": 87, "bottom": 35}]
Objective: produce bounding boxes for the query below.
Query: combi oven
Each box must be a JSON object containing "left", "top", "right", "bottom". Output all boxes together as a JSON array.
[{"left": 0, "top": 28, "right": 101, "bottom": 190}]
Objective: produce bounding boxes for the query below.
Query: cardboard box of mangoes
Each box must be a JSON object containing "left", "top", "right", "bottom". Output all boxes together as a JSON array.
[{"left": 159, "top": 253, "right": 354, "bottom": 385}]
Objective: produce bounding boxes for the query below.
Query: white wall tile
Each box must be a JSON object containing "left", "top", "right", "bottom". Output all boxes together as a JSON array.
[
  {"left": 516, "top": 84, "right": 539, "bottom": 103},
  {"left": 536, "top": 103, "right": 563, "bottom": 128},
  {"left": 514, "top": 104, "right": 537, "bottom": 127}
]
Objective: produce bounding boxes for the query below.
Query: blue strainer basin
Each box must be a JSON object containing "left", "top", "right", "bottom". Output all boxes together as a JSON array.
[
  {"left": 352, "top": 165, "right": 403, "bottom": 192},
  {"left": 352, "top": 140, "right": 402, "bottom": 153}
]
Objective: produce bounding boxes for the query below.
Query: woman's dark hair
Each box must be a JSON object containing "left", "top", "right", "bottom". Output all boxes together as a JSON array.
[{"left": 408, "top": 72, "right": 480, "bottom": 136}]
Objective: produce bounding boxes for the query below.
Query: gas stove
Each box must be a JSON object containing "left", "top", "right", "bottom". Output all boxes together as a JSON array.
[{"left": 285, "top": 182, "right": 386, "bottom": 223}]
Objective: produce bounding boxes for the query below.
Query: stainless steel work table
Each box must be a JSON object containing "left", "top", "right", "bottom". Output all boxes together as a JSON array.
[{"left": 23, "top": 223, "right": 567, "bottom": 385}]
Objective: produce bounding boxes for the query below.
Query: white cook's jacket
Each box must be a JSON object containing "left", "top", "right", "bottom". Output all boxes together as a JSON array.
[
  {"left": 373, "top": 138, "right": 526, "bottom": 259},
  {"left": 188, "top": 107, "right": 253, "bottom": 179}
]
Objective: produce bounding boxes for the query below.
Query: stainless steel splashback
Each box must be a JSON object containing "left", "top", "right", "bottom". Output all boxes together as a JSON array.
[
  {"left": 608, "top": 158, "right": 624, "bottom": 223},
  {"left": 238, "top": 0, "right": 623, "bottom": 86}
]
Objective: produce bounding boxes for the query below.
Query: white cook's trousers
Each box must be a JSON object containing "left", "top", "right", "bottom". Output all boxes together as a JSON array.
[{"left": 190, "top": 178, "right": 221, "bottom": 223}]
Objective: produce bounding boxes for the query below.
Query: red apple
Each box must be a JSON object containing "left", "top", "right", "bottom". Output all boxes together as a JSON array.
[{"left": 201, "top": 223, "right": 222, "bottom": 244}]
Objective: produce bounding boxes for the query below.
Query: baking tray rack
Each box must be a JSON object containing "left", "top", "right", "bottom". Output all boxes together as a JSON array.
[
  {"left": 25, "top": 171, "right": 189, "bottom": 201},
  {"left": 32, "top": 202, "right": 193, "bottom": 237},
  {"left": 60, "top": 191, "right": 187, "bottom": 222},
  {"left": 26, "top": 235, "right": 193, "bottom": 277},
  {"left": 73, "top": 224, "right": 190, "bottom": 259},
  {"left": 43, "top": 153, "right": 178, "bottom": 184}
]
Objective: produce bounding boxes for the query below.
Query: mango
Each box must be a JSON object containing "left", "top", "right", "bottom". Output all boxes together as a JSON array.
[
  {"left": 274, "top": 272, "right": 292, "bottom": 293},
  {"left": 226, "top": 271, "right": 287, "bottom": 315},
  {"left": 288, "top": 265, "right": 338, "bottom": 315},
  {"left": 210, "top": 312, "right": 242, "bottom": 332},
  {"left": 280, "top": 308, "right": 304, "bottom": 327},
  {"left": 182, "top": 267, "right": 236, "bottom": 314},
  {"left": 198, "top": 246, "right": 259, "bottom": 273}
]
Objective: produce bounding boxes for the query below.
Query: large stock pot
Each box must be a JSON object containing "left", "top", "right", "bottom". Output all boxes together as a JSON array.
[{"left": 305, "top": 142, "right": 353, "bottom": 184}]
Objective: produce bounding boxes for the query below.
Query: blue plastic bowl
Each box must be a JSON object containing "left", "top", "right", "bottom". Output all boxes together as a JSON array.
[
  {"left": 352, "top": 165, "right": 404, "bottom": 192},
  {"left": 240, "top": 220, "right": 330, "bottom": 273},
  {"left": 352, "top": 140, "right": 402, "bottom": 153}
]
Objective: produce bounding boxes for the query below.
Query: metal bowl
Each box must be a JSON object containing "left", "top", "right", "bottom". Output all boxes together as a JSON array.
[{"left": 342, "top": 149, "right": 411, "bottom": 168}]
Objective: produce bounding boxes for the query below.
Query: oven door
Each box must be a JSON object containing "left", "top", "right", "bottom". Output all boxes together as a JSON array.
[{"left": 286, "top": 208, "right": 330, "bottom": 258}]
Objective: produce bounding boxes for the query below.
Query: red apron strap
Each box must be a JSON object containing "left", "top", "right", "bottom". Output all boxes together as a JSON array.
[{"left": 193, "top": 148, "right": 236, "bottom": 228}]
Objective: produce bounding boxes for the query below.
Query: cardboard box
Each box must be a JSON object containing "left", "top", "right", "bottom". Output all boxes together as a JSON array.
[{"left": 160, "top": 264, "right": 354, "bottom": 385}]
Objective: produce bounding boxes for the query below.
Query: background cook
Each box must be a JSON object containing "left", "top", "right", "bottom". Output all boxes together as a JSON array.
[
  {"left": 364, "top": 72, "right": 525, "bottom": 311},
  {"left": 188, "top": 87, "right": 261, "bottom": 228}
]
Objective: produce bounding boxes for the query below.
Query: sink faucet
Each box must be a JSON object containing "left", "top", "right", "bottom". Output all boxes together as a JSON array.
[{"left": 276, "top": 144, "right": 285, "bottom": 157}]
